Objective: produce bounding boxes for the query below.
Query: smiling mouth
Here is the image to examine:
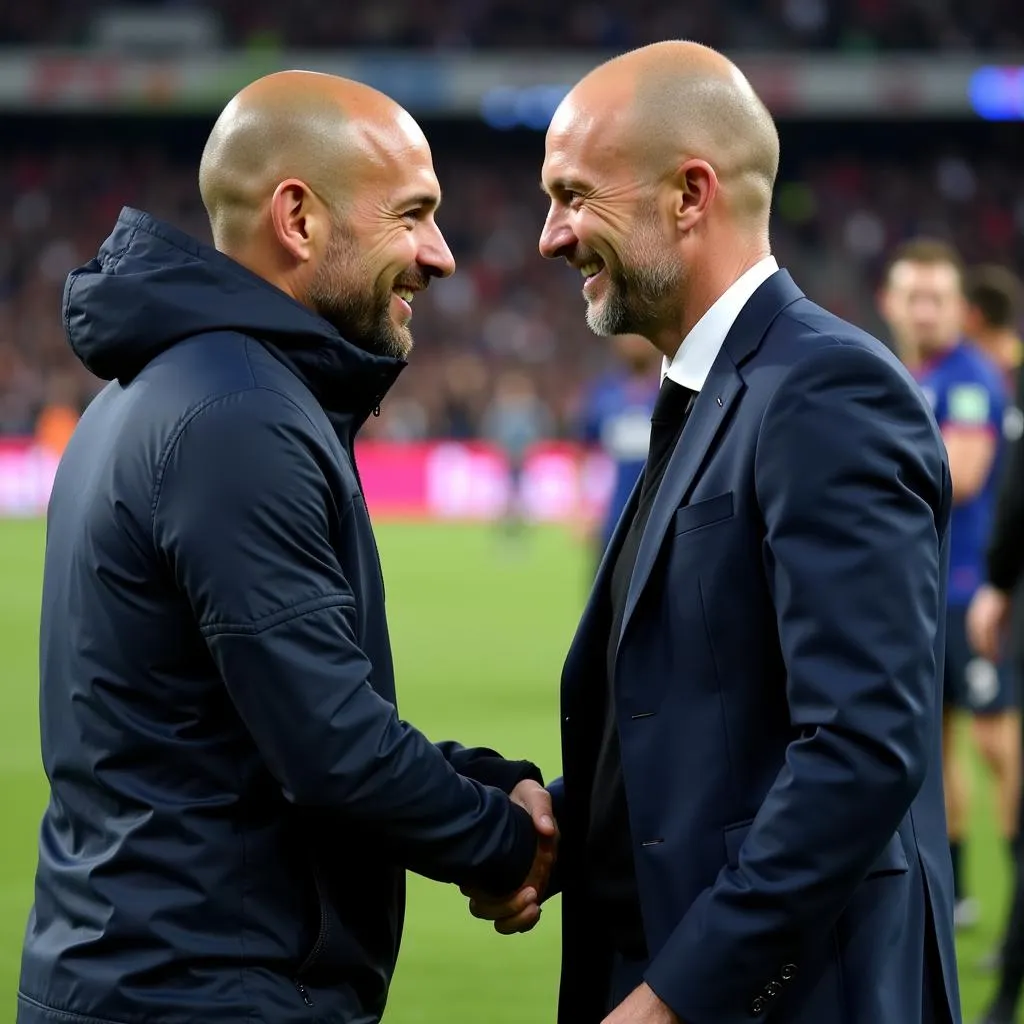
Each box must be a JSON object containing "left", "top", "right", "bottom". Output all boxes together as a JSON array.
[
  {"left": 578, "top": 258, "right": 607, "bottom": 296},
  {"left": 393, "top": 287, "right": 416, "bottom": 304}
]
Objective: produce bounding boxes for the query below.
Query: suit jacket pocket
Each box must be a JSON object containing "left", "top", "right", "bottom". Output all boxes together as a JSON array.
[
  {"left": 673, "top": 491, "right": 734, "bottom": 536},
  {"left": 723, "top": 819, "right": 909, "bottom": 878}
]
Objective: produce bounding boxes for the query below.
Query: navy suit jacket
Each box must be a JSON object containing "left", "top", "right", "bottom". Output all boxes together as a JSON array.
[{"left": 550, "top": 271, "right": 960, "bottom": 1024}]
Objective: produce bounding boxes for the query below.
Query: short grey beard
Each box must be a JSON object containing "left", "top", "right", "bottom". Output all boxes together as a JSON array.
[{"left": 585, "top": 252, "right": 683, "bottom": 338}]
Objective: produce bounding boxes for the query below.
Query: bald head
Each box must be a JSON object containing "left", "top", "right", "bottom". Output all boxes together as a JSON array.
[
  {"left": 199, "top": 71, "right": 426, "bottom": 251},
  {"left": 555, "top": 41, "right": 780, "bottom": 224},
  {"left": 196, "top": 71, "right": 454, "bottom": 361}
]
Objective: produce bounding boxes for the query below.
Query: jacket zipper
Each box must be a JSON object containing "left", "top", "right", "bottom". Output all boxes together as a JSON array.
[
  {"left": 350, "top": 393, "right": 383, "bottom": 496},
  {"left": 294, "top": 869, "right": 330, "bottom": 1007}
]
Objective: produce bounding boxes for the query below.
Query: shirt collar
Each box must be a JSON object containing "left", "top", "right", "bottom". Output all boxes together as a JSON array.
[{"left": 662, "top": 255, "right": 779, "bottom": 391}]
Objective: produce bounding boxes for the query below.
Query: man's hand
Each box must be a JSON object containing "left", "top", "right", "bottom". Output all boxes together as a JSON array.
[
  {"left": 510, "top": 778, "right": 557, "bottom": 838},
  {"left": 968, "top": 583, "right": 1012, "bottom": 661},
  {"left": 601, "top": 983, "right": 680, "bottom": 1024},
  {"left": 462, "top": 780, "right": 558, "bottom": 934}
]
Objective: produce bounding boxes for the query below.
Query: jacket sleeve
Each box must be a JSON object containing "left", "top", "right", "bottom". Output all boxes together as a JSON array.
[
  {"left": 987, "top": 368, "right": 1024, "bottom": 591},
  {"left": 645, "top": 344, "right": 949, "bottom": 1023},
  {"left": 541, "top": 775, "right": 566, "bottom": 901},
  {"left": 151, "top": 387, "right": 536, "bottom": 896},
  {"left": 435, "top": 741, "right": 544, "bottom": 794}
]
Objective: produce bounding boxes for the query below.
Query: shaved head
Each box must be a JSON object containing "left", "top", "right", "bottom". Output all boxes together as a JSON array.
[
  {"left": 559, "top": 41, "right": 779, "bottom": 224},
  {"left": 540, "top": 41, "right": 778, "bottom": 354},
  {"left": 199, "top": 71, "right": 425, "bottom": 250},
  {"left": 197, "top": 70, "right": 454, "bottom": 360}
]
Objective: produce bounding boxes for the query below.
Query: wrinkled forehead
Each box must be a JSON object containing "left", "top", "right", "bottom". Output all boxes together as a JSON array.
[{"left": 542, "top": 89, "right": 637, "bottom": 189}]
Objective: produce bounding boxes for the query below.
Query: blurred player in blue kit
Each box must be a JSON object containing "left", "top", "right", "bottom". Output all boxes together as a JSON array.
[
  {"left": 482, "top": 369, "right": 554, "bottom": 538},
  {"left": 881, "top": 239, "right": 1017, "bottom": 931},
  {"left": 579, "top": 334, "right": 661, "bottom": 566}
]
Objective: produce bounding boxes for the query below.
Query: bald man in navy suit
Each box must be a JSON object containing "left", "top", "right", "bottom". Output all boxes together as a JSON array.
[{"left": 467, "top": 40, "right": 960, "bottom": 1024}]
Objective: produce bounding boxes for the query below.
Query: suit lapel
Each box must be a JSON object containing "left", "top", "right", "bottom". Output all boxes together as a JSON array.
[
  {"left": 617, "top": 269, "right": 805, "bottom": 647},
  {"left": 618, "top": 364, "right": 743, "bottom": 636}
]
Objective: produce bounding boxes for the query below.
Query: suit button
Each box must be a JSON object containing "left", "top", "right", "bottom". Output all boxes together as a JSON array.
[
  {"left": 780, "top": 964, "right": 797, "bottom": 980},
  {"left": 750, "top": 996, "right": 766, "bottom": 1016},
  {"left": 765, "top": 981, "right": 782, "bottom": 998}
]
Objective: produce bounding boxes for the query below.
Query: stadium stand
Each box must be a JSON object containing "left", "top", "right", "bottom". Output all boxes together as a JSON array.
[
  {"left": 1, "top": 0, "right": 1023, "bottom": 51},
  {"left": 1, "top": 117, "right": 1022, "bottom": 440}
]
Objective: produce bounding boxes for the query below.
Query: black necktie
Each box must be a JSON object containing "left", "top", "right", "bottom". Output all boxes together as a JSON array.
[
  {"left": 638, "top": 377, "right": 697, "bottom": 508},
  {"left": 592, "top": 374, "right": 699, "bottom": 961}
]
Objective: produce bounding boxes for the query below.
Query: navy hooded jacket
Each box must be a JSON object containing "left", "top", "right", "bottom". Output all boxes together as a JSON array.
[{"left": 18, "top": 208, "right": 541, "bottom": 1024}]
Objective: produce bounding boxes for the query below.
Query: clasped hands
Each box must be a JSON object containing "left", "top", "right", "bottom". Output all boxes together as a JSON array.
[
  {"left": 461, "top": 780, "right": 680, "bottom": 1024},
  {"left": 461, "top": 779, "right": 557, "bottom": 934}
]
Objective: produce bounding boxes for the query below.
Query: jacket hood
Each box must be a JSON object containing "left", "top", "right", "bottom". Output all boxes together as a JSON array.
[{"left": 64, "top": 207, "right": 405, "bottom": 414}]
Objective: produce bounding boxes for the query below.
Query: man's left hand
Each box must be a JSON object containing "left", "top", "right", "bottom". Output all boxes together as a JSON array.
[{"left": 601, "top": 984, "right": 681, "bottom": 1024}]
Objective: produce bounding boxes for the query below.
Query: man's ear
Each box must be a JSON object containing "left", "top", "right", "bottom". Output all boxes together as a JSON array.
[
  {"left": 269, "top": 178, "right": 326, "bottom": 263},
  {"left": 671, "top": 159, "right": 718, "bottom": 235}
]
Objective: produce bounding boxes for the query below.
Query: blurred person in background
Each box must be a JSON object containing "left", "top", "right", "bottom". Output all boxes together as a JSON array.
[
  {"left": 33, "top": 371, "right": 80, "bottom": 459},
  {"left": 967, "top": 264, "right": 1024, "bottom": 691},
  {"left": 578, "top": 333, "right": 661, "bottom": 570},
  {"left": 963, "top": 265, "right": 1024, "bottom": 980},
  {"left": 968, "top": 268, "right": 1024, "bottom": 1024},
  {"left": 0, "top": 340, "right": 44, "bottom": 436},
  {"left": 470, "top": 40, "right": 957, "bottom": 1024},
  {"left": 880, "top": 239, "right": 1015, "bottom": 934},
  {"left": 437, "top": 351, "right": 489, "bottom": 438},
  {"left": 18, "top": 71, "right": 557, "bottom": 1024},
  {"left": 964, "top": 266, "right": 1024, "bottom": 398},
  {"left": 482, "top": 368, "right": 554, "bottom": 537}
]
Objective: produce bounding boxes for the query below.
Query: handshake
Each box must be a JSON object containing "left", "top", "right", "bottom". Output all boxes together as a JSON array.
[
  {"left": 461, "top": 781, "right": 680, "bottom": 1024},
  {"left": 462, "top": 779, "right": 558, "bottom": 934}
]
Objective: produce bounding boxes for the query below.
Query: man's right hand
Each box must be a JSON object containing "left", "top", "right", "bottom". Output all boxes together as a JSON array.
[
  {"left": 467, "top": 834, "right": 556, "bottom": 934},
  {"left": 462, "top": 780, "right": 558, "bottom": 934},
  {"left": 968, "top": 583, "right": 1012, "bottom": 661}
]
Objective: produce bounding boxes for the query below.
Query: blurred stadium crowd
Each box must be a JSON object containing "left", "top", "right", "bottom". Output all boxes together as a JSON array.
[
  {"left": 2, "top": 123, "right": 1024, "bottom": 450},
  {"left": 2, "top": 0, "right": 1023, "bottom": 51},
  {"left": 3, "top": 5, "right": 1024, "bottom": 1021}
]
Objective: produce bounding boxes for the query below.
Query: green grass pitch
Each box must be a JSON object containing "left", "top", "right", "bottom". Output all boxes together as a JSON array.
[{"left": 0, "top": 517, "right": 1011, "bottom": 1021}]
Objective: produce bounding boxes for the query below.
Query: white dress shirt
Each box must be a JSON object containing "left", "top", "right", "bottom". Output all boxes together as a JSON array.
[{"left": 662, "top": 255, "right": 779, "bottom": 392}]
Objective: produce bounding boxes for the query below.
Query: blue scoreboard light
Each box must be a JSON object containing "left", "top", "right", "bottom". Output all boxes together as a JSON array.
[
  {"left": 480, "top": 85, "right": 572, "bottom": 130},
  {"left": 969, "top": 66, "right": 1024, "bottom": 120}
]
